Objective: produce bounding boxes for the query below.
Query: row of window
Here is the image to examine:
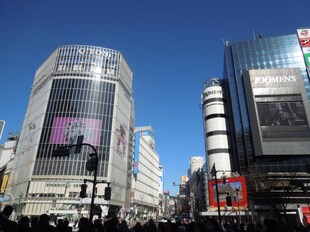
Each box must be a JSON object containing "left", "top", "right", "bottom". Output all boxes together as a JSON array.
[{"left": 34, "top": 79, "right": 115, "bottom": 177}]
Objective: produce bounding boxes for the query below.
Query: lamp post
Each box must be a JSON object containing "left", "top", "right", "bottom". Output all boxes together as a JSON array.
[
  {"left": 236, "top": 187, "right": 241, "bottom": 223},
  {"left": 52, "top": 136, "right": 111, "bottom": 222},
  {"left": 211, "top": 164, "right": 221, "bottom": 226}
]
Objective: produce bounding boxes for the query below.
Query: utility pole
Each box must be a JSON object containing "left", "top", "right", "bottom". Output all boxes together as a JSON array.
[{"left": 211, "top": 164, "right": 221, "bottom": 226}]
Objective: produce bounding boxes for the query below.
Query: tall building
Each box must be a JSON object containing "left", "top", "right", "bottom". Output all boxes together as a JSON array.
[
  {"left": 202, "top": 78, "right": 231, "bottom": 178},
  {"left": 4, "top": 45, "right": 135, "bottom": 218},
  {"left": 131, "top": 126, "right": 161, "bottom": 219},
  {"left": 223, "top": 30, "right": 310, "bottom": 219}
]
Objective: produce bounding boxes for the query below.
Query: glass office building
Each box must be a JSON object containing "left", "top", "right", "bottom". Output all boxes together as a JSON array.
[
  {"left": 224, "top": 33, "right": 310, "bottom": 174},
  {"left": 5, "top": 45, "right": 135, "bottom": 218}
]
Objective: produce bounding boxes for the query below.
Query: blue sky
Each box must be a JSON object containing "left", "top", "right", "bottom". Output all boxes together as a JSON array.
[{"left": 0, "top": 0, "right": 308, "bottom": 195}]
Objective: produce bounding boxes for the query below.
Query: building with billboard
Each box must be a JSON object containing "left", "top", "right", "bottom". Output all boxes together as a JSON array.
[
  {"left": 243, "top": 68, "right": 310, "bottom": 156},
  {"left": 130, "top": 126, "right": 161, "bottom": 219},
  {"left": 4, "top": 45, "right": 135, "bottom": 219},
  {"left": 223, "top": 29, "right": 310, "bottom": 221}
]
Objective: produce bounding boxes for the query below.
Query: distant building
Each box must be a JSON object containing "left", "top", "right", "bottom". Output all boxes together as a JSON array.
[
  {"left": 0, "top": 133, "right": 19, "bottom": 202},
  {"left": 187, "top": 157, "right": 206, "bottom": 219},
  {"left": 4, "top": 45, "right": 135, "bottom": 219},
  {"left": 131, "top": 126, "right": 161, "bottom": 219}
]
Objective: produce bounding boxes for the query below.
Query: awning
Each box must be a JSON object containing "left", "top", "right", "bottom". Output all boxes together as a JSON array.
[
  {"left": 301, "top": 207, "right": 310, "bottom": 225},
  {"left": 304, "top": 214, "right": 310, "bottom": 224}
]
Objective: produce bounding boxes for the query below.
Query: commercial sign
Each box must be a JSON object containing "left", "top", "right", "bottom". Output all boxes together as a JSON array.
[
  {"left": 297, "top": 29, "right": 310, "bottom": 67},
  {"left": 302, "top": 47, "right": 310, "bottom": 66},
  {"left": 204, "top": 89, "right": 222, "bottom": 97},
  {"left": 243, "top": 68, "right": 310, "bottom": 156},
  {"left": 0, "top": 120, "right": 5, "bottom": 140},
  {"left": 78, "top": 47, "right": 111, "bottom": 57},
  {"left": 254, "top": 75, "right": 296, "bottom": 86},
  {"left": 0, "top": 174, "right": 9, "bottom": 193},
  {"left": 208, "top": 176, "right": 247, "bottom": 209}
]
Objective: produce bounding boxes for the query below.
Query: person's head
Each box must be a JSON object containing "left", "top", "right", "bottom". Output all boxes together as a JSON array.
[
  {"left": 57, "top": 218, "right": 64, "bottom": 225},
  {"left": 31, "top": 216, "right": 39, "bottom": 226},
  {"left": 63, "top": 219, "right": 69, "bottom": 226},
  {"left": 148, "top": 218, "right": 154, "bottom": 224},
  {"left": 18, "top": 216, "right": 30, "bottom": 226},
  {"left": 39, "top": 214, "right": 50, "bottom": 223},
  {"left": 78, "top": 217, "right": 90, "bottom": 228},
  {"left": 263, "top": 218, "right": 279, "bottom": 232},
  {"left": 2, "top": 205, "right": 14, "bottom": 217}
]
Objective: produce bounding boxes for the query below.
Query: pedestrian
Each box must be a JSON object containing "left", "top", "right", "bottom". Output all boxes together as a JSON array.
[
  {"left": 63, "top": 219, "right": 72, "bottom": 232},
  {"left": 17, "top": 216, "right": 31, "bottom": 232},
  {"left": 145, "top": 219, "right": 157, "bottom": 232},
  {"left": 119, "top": 219, "right": 129, "bottom": 232},
  {"left": 77, "top": 217, "right": 93, "bottom": 232},
  {"left": 93, "top": 219, "right": 104, "bottom": 232},
  {"left": 29, "top": 213, "right": 56, "bottom": 232},
  {"left": 0, "top": 205, "right": 18, "bottom": 232},
  {"left": 263, "top": 218, "right": 280, "bottom": 232},
  {"left": 103, "top": 217, "right": 119, "bottom": 231},
  {"left": 31, "top": 216, "right": 39, "bottom": 228},
  {"left": 131, "top": 221, "right": 144, "bottom": 232}
]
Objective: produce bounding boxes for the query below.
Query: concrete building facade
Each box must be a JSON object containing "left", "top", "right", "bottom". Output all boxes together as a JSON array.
[
  {"left": 4, "top": 45, "right": 135, "bottom": 219},
  {"left": 131, "top": 126, "right": 161, "bottom": 219}
]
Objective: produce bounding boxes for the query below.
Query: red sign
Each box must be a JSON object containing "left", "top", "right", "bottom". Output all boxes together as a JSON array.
[
  {"left": 164, "top": 190, "right": 170, "bottom": 195},
  {"left": 208, "top": 176, "right": 248, "bottom": 208},
  {"left": 299, "top": 38, "right": 310, "bottom": 47}
]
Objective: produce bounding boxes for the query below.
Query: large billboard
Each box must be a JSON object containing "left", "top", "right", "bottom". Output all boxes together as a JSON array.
[
  {"left": 50, "top": 117, "right": 102, "bottom": 145},
  {"left": 208, "top": 176, "right": 247, "bottom": 209},
  {"left": 243, "top": 68, "right": 310, "bottom": 156}
]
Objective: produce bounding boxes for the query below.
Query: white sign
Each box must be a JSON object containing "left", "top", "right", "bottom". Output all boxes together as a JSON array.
[
  {"left": 254, "top": 75, "right": 296, "bottom": 86},
  {"left": 80, "top": 198, "right": 109, "bottom": 204},
  {"left": 78, "top": 48, "right": 111, "bottom": 58},
  {"left": 0, "top": 120, "right": 5, "bottom": 140}
]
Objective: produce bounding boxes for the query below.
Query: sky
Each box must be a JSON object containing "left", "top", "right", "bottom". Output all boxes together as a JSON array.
[{"left": 0, "top": 0, "right": 308, "bottom": 196}]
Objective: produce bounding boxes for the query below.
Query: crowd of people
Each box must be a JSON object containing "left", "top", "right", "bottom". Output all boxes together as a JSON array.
[{"left": 1, "top": 204, "right": 310, "bottom": 232}]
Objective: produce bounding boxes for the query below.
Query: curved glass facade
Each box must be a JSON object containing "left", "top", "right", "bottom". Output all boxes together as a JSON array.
[{"left": 224, "top": 34, "right": 310, "bottom": 174}]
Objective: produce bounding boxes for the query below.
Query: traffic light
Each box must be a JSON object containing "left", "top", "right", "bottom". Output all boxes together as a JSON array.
[
  {"left": 80, "top": 184, "right": 87, "bottom": 198},
  {"left": 226, "top": 194, "right": 232, "bottom": 206},
  {"left": 52, "top": 146, "right": 70, "bottom": 157},
  {"left": 74, "top": 135, "right": 84, "bottom": 154},
  {"left": 222, "top": 176, "right": 226, "bottom": 185},
  {"left": 86, "top": 157, "right": 97, "bottom": 172},
  {"left": 104, "top": 186, "right": 111, "bottom": 200}
]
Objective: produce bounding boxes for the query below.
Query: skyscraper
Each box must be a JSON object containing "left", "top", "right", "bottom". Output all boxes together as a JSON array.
[
  {"left": 223, "top": 31, "right": 310, "bottom": 174},
  {"left": 223, "top": 30, "right": 310, "bottom": 218},
  {"left": 5, "top": 45, "right": 135, "bottom": 218}
]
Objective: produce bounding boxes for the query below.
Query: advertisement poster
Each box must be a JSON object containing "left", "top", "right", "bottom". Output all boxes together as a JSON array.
[
  {"left": 208, "top": 176, "right": 247, "bottom": 208},
  {"left": 50, "top": 117, "right": 102, "bottom": 145}
]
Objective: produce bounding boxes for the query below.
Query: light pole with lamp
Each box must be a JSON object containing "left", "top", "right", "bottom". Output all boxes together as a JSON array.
[
  {"left": 52, "top": 135, "right": 111, "bottom": 222},
  {"left": 235, "top": 186, "right": 241, "bottom": 223},
  {"left": 211, "top": 164, "right": 221, "bottom": 226}
]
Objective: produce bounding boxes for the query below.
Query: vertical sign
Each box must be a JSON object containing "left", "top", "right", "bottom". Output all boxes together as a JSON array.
[
  {"left": 297, "top": 29, "right": 310, "bottom": 67},
  {"left": 0, "top": 120, "right": 5, "bottom": 140}
]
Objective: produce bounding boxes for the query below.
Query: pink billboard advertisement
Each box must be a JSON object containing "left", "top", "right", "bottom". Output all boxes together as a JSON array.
[{"left": 50, "top": 117, "right": 102, "bottom": 145}]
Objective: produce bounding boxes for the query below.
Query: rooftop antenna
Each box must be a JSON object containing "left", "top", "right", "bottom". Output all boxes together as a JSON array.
[
  {"left": 253, "top": 29, "right": 263, "bottom": 39},
  {"left": 222, "top": 39, "right": 229, "bottom": 46}
]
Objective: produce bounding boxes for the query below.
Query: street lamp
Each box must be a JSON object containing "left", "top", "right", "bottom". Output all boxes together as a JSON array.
[
  {"left": 235, "top": 186, "right": 241, "bottom": 223},
  {"left": 211, "top": 164, "right": 221, "bottom": 226},
  {"left": 52, "top": 135, "right": 111, "bottom": 222}
]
